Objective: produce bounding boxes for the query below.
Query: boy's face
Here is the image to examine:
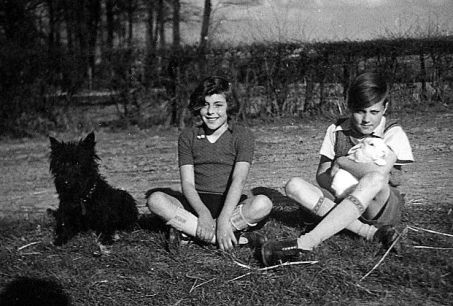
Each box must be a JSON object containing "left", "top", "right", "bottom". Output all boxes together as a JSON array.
[
  {"left": 200, "top": 94, "right": 228, "bottom": 131},
  {"left": 351, "top": 99, "right": 387, "bottom": 135}
]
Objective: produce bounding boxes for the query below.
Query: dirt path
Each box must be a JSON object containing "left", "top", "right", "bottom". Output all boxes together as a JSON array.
[{"left": 1, "top": 110, "right": 452, "bottom": 220}]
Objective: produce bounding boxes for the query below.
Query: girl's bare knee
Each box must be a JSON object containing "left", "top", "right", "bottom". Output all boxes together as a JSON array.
[
  {"left": 146, "top": 191, "right": 163, "bottom": 209},
  {"left": 254, "top": 194, "right": 273, "bottom": 216},
  {"left": 243, "top": 195, "right": 272, "bottom": 222},
  {"left": 147, "top": 191, "right": 175, "bottom": 217}
]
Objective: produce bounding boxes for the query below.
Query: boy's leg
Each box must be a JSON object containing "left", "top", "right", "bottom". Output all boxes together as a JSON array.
[{"left": 285, "top": 176, "right": 384, "bottom": 250}]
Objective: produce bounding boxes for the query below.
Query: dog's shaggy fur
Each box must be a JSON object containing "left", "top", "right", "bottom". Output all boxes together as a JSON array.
[{"left": 49, "top": 132, "right": 138, "bottom": 245}]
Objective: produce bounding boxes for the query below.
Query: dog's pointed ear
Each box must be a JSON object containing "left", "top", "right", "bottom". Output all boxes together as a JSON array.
[
  {"left": 83, "top": 132, "right": 96, "bottom": 148},
  {"left": 49, "top": 136, "right": 61, "bottom": 150}
]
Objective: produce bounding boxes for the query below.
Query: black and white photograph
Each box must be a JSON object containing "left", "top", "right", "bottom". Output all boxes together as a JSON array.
[{"left": 1, "top": 1, "right": 452, "bottom": 305}]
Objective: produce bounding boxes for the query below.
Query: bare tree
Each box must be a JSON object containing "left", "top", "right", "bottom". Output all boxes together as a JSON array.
[
  {"left": 198, "top": 0, "right": 211, "bottom": 75},
  {"left": 172, "top": 0, "right": 180, "bottom": 51},
  {"left": 145, "top": 0, "right": 157, "bottom": 84},
  {"left": 157, "top": 0, "right": 165, "bottom": 49},
  {"left": 105, "top": 0, "right": 114, "bottom": 50}
]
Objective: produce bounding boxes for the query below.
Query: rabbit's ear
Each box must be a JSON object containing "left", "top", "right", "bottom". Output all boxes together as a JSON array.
[
  {"left": 347, "top": 143, "right": 361, "bottom": 155},
  {"left": 374, "top": 158, "right": 387, "bottom": 166}
]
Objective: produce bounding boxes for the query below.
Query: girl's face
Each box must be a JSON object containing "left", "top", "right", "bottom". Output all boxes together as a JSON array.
[
  {"left": 200, "top": 93, "right": 228, "bottom": 132},
  {"left": 351, "top": 99, "right": 387, "bottom": 135}
]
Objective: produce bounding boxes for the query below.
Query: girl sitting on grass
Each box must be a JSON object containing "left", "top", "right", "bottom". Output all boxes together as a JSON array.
[{"left": 147, "top": 76, "right": 272, "bottom": 251}]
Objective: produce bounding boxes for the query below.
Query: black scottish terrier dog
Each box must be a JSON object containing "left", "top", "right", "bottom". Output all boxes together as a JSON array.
[{"left": 49, "top": 132, "right": 138, "bottom": 246}]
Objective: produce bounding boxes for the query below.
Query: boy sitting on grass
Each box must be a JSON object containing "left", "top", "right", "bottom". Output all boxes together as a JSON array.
[
  {"left": 262, "top": 72, "right": 414, "bottom": 266},
  {"left": 147, "top": 76, "right": 272, "bottom": 251}
]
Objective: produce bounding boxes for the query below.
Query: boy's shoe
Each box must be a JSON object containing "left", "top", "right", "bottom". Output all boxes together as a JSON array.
[
  {"left": 261, "top": 239, "right": 309, "bottom": 266},
  {"left": 373, "top": 225, "right": 401, "bottom": 253},
  {"left": 236, "top": 231, "right": 268, "bottom": 248},
  {"left": 166, "top": 227, "right": 182, "bottom": 253}
]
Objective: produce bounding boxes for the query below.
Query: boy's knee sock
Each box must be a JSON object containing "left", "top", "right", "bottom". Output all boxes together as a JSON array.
[
  {"left": 166, "top": 207, "right": 216, "bottom": 244},
  {"left": 311, "top": 196, "right": 377, "bottom": 240},
  {"left": 297, "top": 194, "right": 376, "bottom": 250},
  {"left": 350, "top": 221, "right": 377, "bottom": 241},
  {"left": 311, "top": 195, "right": 334, "bottom": 216}
]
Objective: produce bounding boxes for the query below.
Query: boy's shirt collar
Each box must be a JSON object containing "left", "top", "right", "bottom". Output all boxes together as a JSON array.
[{"left": 335, "top": 116, "right": 386, "bottom": 138}]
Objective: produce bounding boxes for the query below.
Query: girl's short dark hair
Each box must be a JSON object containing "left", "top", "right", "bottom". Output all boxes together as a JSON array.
[
  {"left": 188, "top": 76, "right": 238, "bottom": 116},
  {"left": 347, "top": 72, "right": 389, "bottom": 110}
]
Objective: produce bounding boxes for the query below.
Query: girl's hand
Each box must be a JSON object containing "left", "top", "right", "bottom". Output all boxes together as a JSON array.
[
  {"left": 216, "top": 216, "right": 237, "bottom": 251},
  {"left": 196, "top": 212, "right": 215, "bottom": 243}
]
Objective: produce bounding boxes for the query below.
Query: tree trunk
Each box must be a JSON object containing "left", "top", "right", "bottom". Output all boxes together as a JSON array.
[
  {"left": 419, "top": 47, "right": 427, "bottom": 100},
  {"left": 127, "top": 0, "right": 134, "bottom": 47},
  {"left": 47, "top": 0, "right": 55, "bottom": 53},
  {"left": 172, "top": 0, "right": 180, "bottom": 51},
  {"left": 198, "top": 0, "right": 211, "bottom": 75},
  {"left": 157, "top": 0, "right": 165, "bottom": 49},
  {"left": 169, "top": 0, "right": 184, "bottom": 128},
  {"left": 87, "top": 0, "right": 101, "bottom": 89},
  {"left": 105, "top": 0, "right": 114, "bottom": 50},
  {"left": 62, "top": 0, "right": 74, "bottom": 52},
  {"left": 145, "top": 1, "right": 156, "bottom": 85}
]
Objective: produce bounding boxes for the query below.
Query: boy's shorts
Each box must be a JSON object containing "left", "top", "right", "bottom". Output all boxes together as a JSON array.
[
  {"left": 360, "top": 186, "right": 404, "bottom": 226},
  {"left": 182, "top": 192, "right": 248, "bottom": 219}
]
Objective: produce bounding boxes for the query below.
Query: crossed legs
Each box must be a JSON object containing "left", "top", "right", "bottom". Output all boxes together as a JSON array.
[
  {"left": 146, "top": 191, "right": 272, "bottom": 244},
  {"left": 285, "top": 172, "right": 390, "bottom": 250}
]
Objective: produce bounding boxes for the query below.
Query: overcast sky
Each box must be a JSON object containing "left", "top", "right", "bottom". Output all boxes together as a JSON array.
[{"left": 184, "top": 0, "right": 453, "bottom": 44}]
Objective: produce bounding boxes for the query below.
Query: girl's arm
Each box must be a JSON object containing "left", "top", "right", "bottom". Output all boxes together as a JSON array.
[
  {"left": 217, "top": 161, "right": 250, "bottom": 251},
  {"left": 180, "top": 164, "right": 215, "bottom": 243}
]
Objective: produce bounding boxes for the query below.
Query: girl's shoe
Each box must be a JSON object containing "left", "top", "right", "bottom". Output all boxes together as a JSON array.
[{"left": 167, "top": 227, "right": 182, "bottom": 253}]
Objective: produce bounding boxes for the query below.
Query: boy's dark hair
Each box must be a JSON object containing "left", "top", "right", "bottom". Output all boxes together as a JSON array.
[
  {"left": 188, "top": 76, "right": 239, "bottom": 116},
  {"left": 347, "top": 72, "right": 389, "bottom": 110}
]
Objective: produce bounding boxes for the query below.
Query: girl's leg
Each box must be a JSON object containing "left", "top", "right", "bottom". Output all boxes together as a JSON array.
[
  {"left": 285, "top": 176, "right": 384, "bottom": 250},
  {"left": 147, "top": 192, "right": 273, "bottom": 244},
  {"left": 147, "top": 191, "right": 201, "bottom": 240},
  {"left": 231, "top": 194, "right": 273, "bottom": 231}
]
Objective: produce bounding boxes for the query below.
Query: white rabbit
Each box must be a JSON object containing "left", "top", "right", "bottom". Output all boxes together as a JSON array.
[{"left": 331, "top": 137, "right": 390, "bottom": 199}]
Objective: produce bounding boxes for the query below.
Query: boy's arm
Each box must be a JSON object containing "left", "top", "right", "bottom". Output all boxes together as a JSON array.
[
  {"left": 217, "top": 161, "right": 250, "bottom": 251},
  {"left": 335, "top": 148, "right": 398, "bottom": 179},
  {"left": 180, "top": 164, "right": 215, "bottom": 242},
  {"left": 316, "top": 155, "right": 336, "bottom": 194}
]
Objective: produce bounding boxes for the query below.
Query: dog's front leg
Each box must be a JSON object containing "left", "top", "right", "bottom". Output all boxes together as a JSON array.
[
  {"left": 98, "top": 228, "right": 115, "bottom": 245},
  {"left": 54, "top": 206, "right": 78, "bottom": 246},
  {"left": 53, "top": 210, "right": 69, "bottom": 246}
]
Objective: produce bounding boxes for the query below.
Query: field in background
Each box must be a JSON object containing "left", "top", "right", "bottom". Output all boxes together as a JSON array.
[{"left": 0, "top": 108, "right": 452, "bottom": 304}]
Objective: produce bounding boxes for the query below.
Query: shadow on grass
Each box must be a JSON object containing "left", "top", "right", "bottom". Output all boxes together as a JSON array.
[
  {"left": 138, "top": 187, "right": 186, "bottom": 233},
  {"left": 0, "top": 277, "right": 71, "bottom": 306},
  {"left": 251, "top": 186, "right": 320, "bottom": 232},
  {"left": 139, "top": 186, "right": 322, "bottom": 237}
]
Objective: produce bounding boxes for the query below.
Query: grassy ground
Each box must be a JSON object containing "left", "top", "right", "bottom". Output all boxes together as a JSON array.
[{"left": 0, "top": 109, "right": 452, "bottom": 305}]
